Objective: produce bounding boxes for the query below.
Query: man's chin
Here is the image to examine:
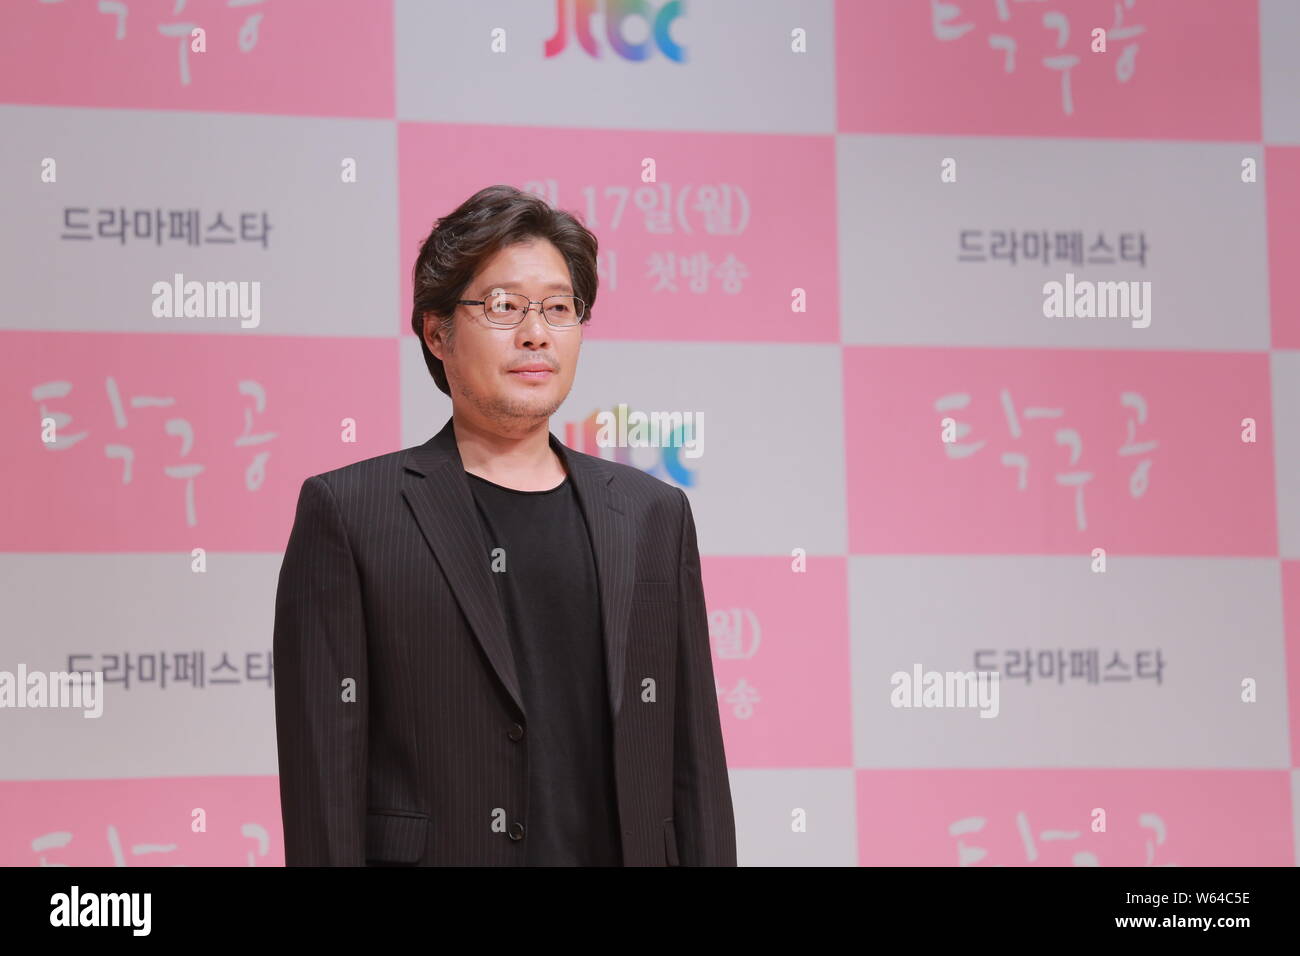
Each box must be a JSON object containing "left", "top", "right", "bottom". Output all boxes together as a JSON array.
[{"left": 482, "top": 395, "right": 564, "bottom": 424}]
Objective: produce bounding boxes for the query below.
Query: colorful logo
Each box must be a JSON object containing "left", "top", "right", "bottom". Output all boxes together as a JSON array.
[{"left": 545, "top": 0, "right": 686, "bottom": 63}]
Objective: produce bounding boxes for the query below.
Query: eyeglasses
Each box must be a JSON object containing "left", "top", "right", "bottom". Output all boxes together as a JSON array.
[{"left": 457, "top": 292, "right": 586, "bottom": 328}]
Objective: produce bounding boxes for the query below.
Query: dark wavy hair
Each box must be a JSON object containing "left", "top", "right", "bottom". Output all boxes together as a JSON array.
[{"left": 410, "top": 184, "right": 599, "bottom": 396}]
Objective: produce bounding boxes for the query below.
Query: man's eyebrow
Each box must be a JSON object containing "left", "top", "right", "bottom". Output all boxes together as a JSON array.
[{"left": 478, "top": 280, "right": 574, "bottom": 294}]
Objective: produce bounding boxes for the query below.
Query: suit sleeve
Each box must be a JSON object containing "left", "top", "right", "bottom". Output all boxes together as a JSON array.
[
  {"left": 273, "top": 475, "right": 369, "bottom": 866},
  {"left": 672, "top": 486, "right": 738, "bottom": 865}
]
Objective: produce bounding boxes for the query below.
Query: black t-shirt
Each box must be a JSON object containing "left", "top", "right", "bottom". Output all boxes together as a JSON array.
[{"left": 466, "top": 470, "right": 623, "bottom": 866}]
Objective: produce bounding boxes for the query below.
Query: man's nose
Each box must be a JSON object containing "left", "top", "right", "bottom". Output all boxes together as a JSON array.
[{"left": 517, "top": 304, "right": 551, "bottom": 337}]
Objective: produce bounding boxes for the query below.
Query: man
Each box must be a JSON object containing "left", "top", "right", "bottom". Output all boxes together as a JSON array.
[{"left": 273, "top": 184, "right": 736, "bottom": 866}]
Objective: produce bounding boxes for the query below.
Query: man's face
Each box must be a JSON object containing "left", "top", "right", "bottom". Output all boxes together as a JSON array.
[{"left": 425, "top": 238, "right": 583, "bottom": 430}]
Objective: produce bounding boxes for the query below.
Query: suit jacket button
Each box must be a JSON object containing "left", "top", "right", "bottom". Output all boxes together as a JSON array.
[
  {"left": 507, "top": 722, "right": 524, "bottom": 741},
  {"left": 509, "top": 821, "right": 525, "bottom": 841}
]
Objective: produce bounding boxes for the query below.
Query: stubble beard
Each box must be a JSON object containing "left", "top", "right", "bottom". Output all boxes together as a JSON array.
[{"left": 453, "top": 373, "right": 566, "bottom": 432}]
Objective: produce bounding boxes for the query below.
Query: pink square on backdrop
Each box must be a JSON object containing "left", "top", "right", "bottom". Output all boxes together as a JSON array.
[
  {"left": 1, "top": 776, "right": 283, "bottom": 867},
  {"left": 704, "top": 556, "right": 851, "bottom": 769},
  {"left": 843, "top": 346, "right": 1277, "bottom": 555},
  {"left": 857, "top": 769, "right": 1294, "bottom": 865},
  {"left": 398, "top": 123, "right": 839, "bottom": 343},
  {"left": 1284, "top": 561, "right": 1300, "bottom": 769},
  {"left": 1, "top": 331, "right": 400, "bottom": 552},
  {"left": 836, "top": 0, "right": 1260, "bottom": 141},
  {"left": 0, "top": 0, "right": 393, "bottom": 117}
]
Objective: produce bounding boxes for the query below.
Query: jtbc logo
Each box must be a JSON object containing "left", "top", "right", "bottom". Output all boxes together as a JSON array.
[{"left": 545, "top": 0, "right": 686, "bottom": 62}]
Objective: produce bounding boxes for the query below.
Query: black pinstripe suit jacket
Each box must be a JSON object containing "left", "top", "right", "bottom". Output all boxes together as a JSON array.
[{"left": 273, "top": 415, "right": 737, "bottom": 866}]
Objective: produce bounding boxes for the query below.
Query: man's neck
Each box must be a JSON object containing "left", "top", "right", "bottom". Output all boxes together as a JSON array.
[{"left": 454, "top": 415, "right": 568, "bottom": 492}]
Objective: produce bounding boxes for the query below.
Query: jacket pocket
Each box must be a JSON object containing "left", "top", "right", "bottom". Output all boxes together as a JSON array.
[
  {"left": 365, "top": 809, "right": 429, "bottom": 865},
  {"left": 663, "top": 817, "right": 680, "bottom": 867}
]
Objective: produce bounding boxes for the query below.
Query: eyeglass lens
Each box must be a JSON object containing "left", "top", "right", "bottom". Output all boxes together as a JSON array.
[{"left": 486, "top": 293, "right": 583, "bottom": 325}]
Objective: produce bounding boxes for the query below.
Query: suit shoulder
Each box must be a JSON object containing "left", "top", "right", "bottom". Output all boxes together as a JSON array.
[
  {"left": 302, "top": 445, "right": 412, "bottom": 498},
  {"left": 566, "top": 446, "right": 683, "bottom": 508}
]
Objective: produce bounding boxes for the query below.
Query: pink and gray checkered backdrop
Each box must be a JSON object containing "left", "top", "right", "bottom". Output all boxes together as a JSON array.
[{"left": 2, "top": 0, "right": 1297, "bottom": 866}]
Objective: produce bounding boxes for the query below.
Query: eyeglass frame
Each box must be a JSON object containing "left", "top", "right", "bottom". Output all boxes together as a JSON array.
[{"left": 456, "top": 292, "right": 587, "bottom": 329}]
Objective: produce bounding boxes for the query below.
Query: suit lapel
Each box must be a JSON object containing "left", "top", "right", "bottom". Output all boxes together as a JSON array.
[
  {"left": 401, "top": 416, "right": 635, "bottom": 721},
  {"left": 558, "top": 433, "right": 636, "bottom": 720},
  {"left": 401, "top": 418, "right": 522, "bottom": 716}
]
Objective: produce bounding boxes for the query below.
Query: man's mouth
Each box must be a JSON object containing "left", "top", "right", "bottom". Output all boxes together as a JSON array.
[{"left": 508, "top": 367, "right": 554, "bottom": 381}]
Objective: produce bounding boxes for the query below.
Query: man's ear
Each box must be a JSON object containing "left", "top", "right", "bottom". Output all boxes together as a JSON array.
[{"left": 424, "top": 313, "right": 444, "bottom": 361}]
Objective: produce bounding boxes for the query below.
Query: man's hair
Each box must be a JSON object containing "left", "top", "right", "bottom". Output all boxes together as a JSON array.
[{"left": 410, "top": 184, "right": 599, "bottom": 396}]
